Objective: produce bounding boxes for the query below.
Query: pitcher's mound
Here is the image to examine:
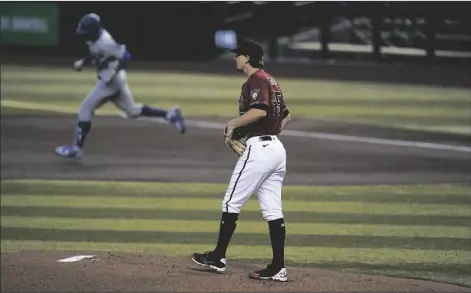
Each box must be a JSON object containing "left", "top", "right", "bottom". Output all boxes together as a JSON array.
[{"left": 1, "top": 251, "right": 469, "bottom": 292}]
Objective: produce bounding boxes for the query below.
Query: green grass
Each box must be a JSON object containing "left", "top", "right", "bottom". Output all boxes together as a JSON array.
[
  {"left": 1, "top": 180, "right": 470, "bottom": 287},
  {"left": 3, "top": 217, "right": 469, "bottom": 238},
  {"left": 3, "top": 179, "right": 470, "bottom": 200},
  {"left": 2, "top": 65, "right": 470, "bottom": 134},
  {"left": 3, "top": 67, "right": 469, "bottom": 100},
  {"left": 4, "top": 206, "right": 470, "bottom": 226},
  {"left": 3, "top": 240, "right": 469, "bottom": 265},
  {"left": 3, "top": 195, "right": 470, "bottom": 216}
]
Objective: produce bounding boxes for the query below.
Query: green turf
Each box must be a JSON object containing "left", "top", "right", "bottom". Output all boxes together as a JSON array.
[
  {"left": 2, "top": 66, "right": 469, "bottom": 101},
  {"left": 2, "top": 65, "right": 470, "bottom": 134},
  {"left": 3, "top": 180, "right": 470, "bottom": 201},
  {"left": 2, "top": 182, "right": 471, "bottom": 208},
  {"left": 4, "top": 227, "right": 470, "bottom": 250},
  {"left": 3, "top": 217, "right": 469, "bottom": 238},
  {"left": 3, "top": 194, "right": 469, "bottom": 216},
  {"left": 1, "top": 180, "right": 471, "bottom": 287},
  {"left": 3, "top": 94, "right": 467, "bottom": 124},
  {"left": 3, "top": 206, "right": 470, "bottom": 226}
]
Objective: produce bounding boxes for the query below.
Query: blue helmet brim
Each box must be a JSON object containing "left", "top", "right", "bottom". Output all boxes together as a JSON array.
[{"left": 76, "top": 28, "right": 88, "bottom": 35}]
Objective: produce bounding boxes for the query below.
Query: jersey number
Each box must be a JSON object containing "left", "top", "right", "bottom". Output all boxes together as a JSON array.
[{"left": 271, "top": 91, "right": 283, "bottom": 117}]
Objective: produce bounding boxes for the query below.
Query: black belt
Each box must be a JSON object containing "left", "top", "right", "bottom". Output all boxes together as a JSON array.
[
  {"left": 257, "top": 135, "right": 275, "bottom": 141},
  {"left": 247, "top": 133, "right": 276, "bottom": 141}
]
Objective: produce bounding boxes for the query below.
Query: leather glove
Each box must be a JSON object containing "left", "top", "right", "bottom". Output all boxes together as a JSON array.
[{"left": 224, "top": 127, "right": 248, "bottom": 156}]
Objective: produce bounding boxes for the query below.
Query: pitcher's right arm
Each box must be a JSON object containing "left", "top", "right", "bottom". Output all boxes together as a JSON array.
[{"left": 279, "top": 113, "right": 291, "bottom": 134}]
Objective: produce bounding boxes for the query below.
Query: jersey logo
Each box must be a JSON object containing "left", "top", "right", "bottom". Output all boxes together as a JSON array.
[
  {"left": 250, "top": 88, "right": 260, "bottom": 100},
  {"left": 267, "top": 77, "right": 277, "bottom": 86}
]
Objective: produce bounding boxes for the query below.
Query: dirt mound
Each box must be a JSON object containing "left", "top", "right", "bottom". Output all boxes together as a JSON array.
[{"left": 1, "top": 251, "right": 469, "bottom": 293}]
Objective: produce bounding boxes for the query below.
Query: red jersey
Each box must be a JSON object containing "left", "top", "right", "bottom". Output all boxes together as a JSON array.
[{"left": 237, "top": 70, "right": 289, "bottom": 137}]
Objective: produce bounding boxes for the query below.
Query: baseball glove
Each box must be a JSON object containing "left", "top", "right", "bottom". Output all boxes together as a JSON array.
[{"left": 224, "top": 127, "right": 248, "bottom": 156}]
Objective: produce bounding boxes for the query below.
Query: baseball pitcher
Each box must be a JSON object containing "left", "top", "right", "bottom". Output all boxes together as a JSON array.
[
  {"left": 191, "top": 40, "right": 291, "bottom": 282},
  {"left": 54, "top": 13, "right": 186, "bottom": 159}
]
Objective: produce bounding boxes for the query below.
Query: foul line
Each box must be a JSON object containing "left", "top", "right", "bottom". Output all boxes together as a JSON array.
[
  {"left": 2, "top": 100, "right": 471, "bottom": 153},
  {"left": 136, "top": 116, "right": 471, "bottom": 153}
]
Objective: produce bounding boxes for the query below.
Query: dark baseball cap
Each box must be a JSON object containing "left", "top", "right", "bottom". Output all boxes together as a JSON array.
[{"left": 230, "top": 40, "right": 264, "bottom": 59}]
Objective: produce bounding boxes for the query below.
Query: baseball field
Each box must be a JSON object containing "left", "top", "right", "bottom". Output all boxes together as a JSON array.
[{"left": 1, "top": 60, "right": 470, "bottom": 292}]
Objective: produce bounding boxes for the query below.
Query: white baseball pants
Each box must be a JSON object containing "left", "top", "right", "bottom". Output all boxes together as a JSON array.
[
  {"left": 78, "top": 70, "right": 143, "bottom": 121},
  {"left": 222, "top": 135, "right": 287, "bottom": 221}
]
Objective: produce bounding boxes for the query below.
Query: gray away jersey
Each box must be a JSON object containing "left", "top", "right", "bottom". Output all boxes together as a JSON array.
[{"left": 86, "top": 29, "right": 126, "bottom": 76}]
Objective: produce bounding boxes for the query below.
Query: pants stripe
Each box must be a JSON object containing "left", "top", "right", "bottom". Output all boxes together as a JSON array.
[{"left": 225, "top": 145, "right": 252, "bottom": 213}]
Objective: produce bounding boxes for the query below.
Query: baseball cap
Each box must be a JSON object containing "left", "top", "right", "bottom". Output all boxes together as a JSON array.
[{"left": 230, "top": 40, "right": 264, "bottom": 59}]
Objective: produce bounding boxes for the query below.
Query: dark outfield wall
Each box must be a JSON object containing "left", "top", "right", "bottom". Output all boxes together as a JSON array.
[
  {"left": 1, "top": 2, "right": 221, "bottom": 61},
  {"left": 2, "top": 1, "right": 471, "bottom": 63},
  {"left": 1, "top": 2, "right": 469, "bottom": 87},
  {"left": 58, "top": 2, "right": 221, "bottom": 61}
]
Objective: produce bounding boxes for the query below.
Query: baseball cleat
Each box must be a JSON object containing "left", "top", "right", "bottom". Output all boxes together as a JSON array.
[
  {"left": 167, "top": 107, "right": 186, "bottom": 134},
  {"left": 249, "top": 264, "right": 288, "bottom": 282},
  {"left": 191, "top": 251, "right": 226, "bottom": 273},
  {"left": 54, "top": 145, "right": 84, "bottom": 159}
]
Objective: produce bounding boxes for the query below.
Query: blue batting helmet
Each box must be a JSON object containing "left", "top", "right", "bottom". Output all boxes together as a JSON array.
[{"left": 76, "top": 13, "right": 102, "bottom": 40}]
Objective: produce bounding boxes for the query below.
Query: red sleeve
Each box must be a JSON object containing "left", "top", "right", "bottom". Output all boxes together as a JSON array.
[{"left": 248, "top": 76, "right": 269, "bottom": 110}]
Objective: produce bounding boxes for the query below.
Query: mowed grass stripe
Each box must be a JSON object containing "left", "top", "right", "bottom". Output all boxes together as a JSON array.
[
  {"left": 2, "top": 195, "right": 468, "bottom": 216},
  {"left": 3, "top": 82, "right": 469, "bottom": 108},
  {"left": 4, "top": 180, "right": 470, "bottom": 197},
  {"left": 10, "top": 181, "right": 471, "bottom": 197},
  {"left": 1, "top": 70, "right": 244, "bottom": 90},
  {"left": 2, "top": 227, "right": 469, "bottom": 250},
  {"left": 2, "top": 77, "right": 239, "bottom": 90},
  {"left": 2, "top": 98, "right": 367, "bottom": 120},
  {"left": 4, "top": 65, "right": 470, "bottom": 101},
  {"left": 3, "top": 99, "right": 469, "bottom": 134},
  {"left": 2, "top": 240, "right": 470, "bottom": 265},
  {"left": 3, "top": 192, "right": 471, "bottom": 205},
  {"left": 3, "top": 181, "right": 471, "bottom": 204},
  {"left": 3, "top": 217, "right": 469, "bottom": 238},
  {"left": 3, "top": 84, "right": 241, "bottom": 101},
  {"left": 3, "top": 206, "right": 469, "bottom": 227},
  {"left": 4, "top": 88, "right": 467, "bottom": 118}
]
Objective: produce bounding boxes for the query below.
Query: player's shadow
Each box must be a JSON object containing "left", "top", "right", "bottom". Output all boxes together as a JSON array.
[
  {"left": 53, "top": 157, "right": 107, "bottom": 172},
  {"left": 54, "top": 157, "right": 86, "bottom": 166},
  {"left": 188, "top": 266, "right": 295, "bottom": 283},
  {"left": 189, "top": 266, "right": 225, "bottom": 275}
]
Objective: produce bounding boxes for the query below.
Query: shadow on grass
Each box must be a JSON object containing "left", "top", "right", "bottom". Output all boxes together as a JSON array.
[{"left": 236, "top": 258, "right": 471, "bottom": 289}]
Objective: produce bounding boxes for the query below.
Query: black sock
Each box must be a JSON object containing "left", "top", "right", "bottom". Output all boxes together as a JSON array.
[
  {"left": 268, "top": 218, "right": 286, "bottom": 268},
  {"left": 213, "top": 212, "right": 239, "bottom": 259},
  {"left": 140, "top": 105, "right": 167, "bottom": 118},
  {"left": 73, "top": 121, "right": 91, "bottom": 149}
]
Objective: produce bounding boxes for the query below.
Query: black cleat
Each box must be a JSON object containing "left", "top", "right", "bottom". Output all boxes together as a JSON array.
[
  {"left": 249, "top": 264, "right": 288, "bottom": 282},
  {"left": 191, "top": 251, "right": 226, "bottom": 273}
]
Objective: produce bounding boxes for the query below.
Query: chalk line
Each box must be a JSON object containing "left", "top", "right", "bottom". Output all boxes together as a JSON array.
[
  {"left": 135, "top": 116, "right": 471, "bottom": 153},
  {"left": 2, "top": 99, "right": 471, "bottom": 153}
]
